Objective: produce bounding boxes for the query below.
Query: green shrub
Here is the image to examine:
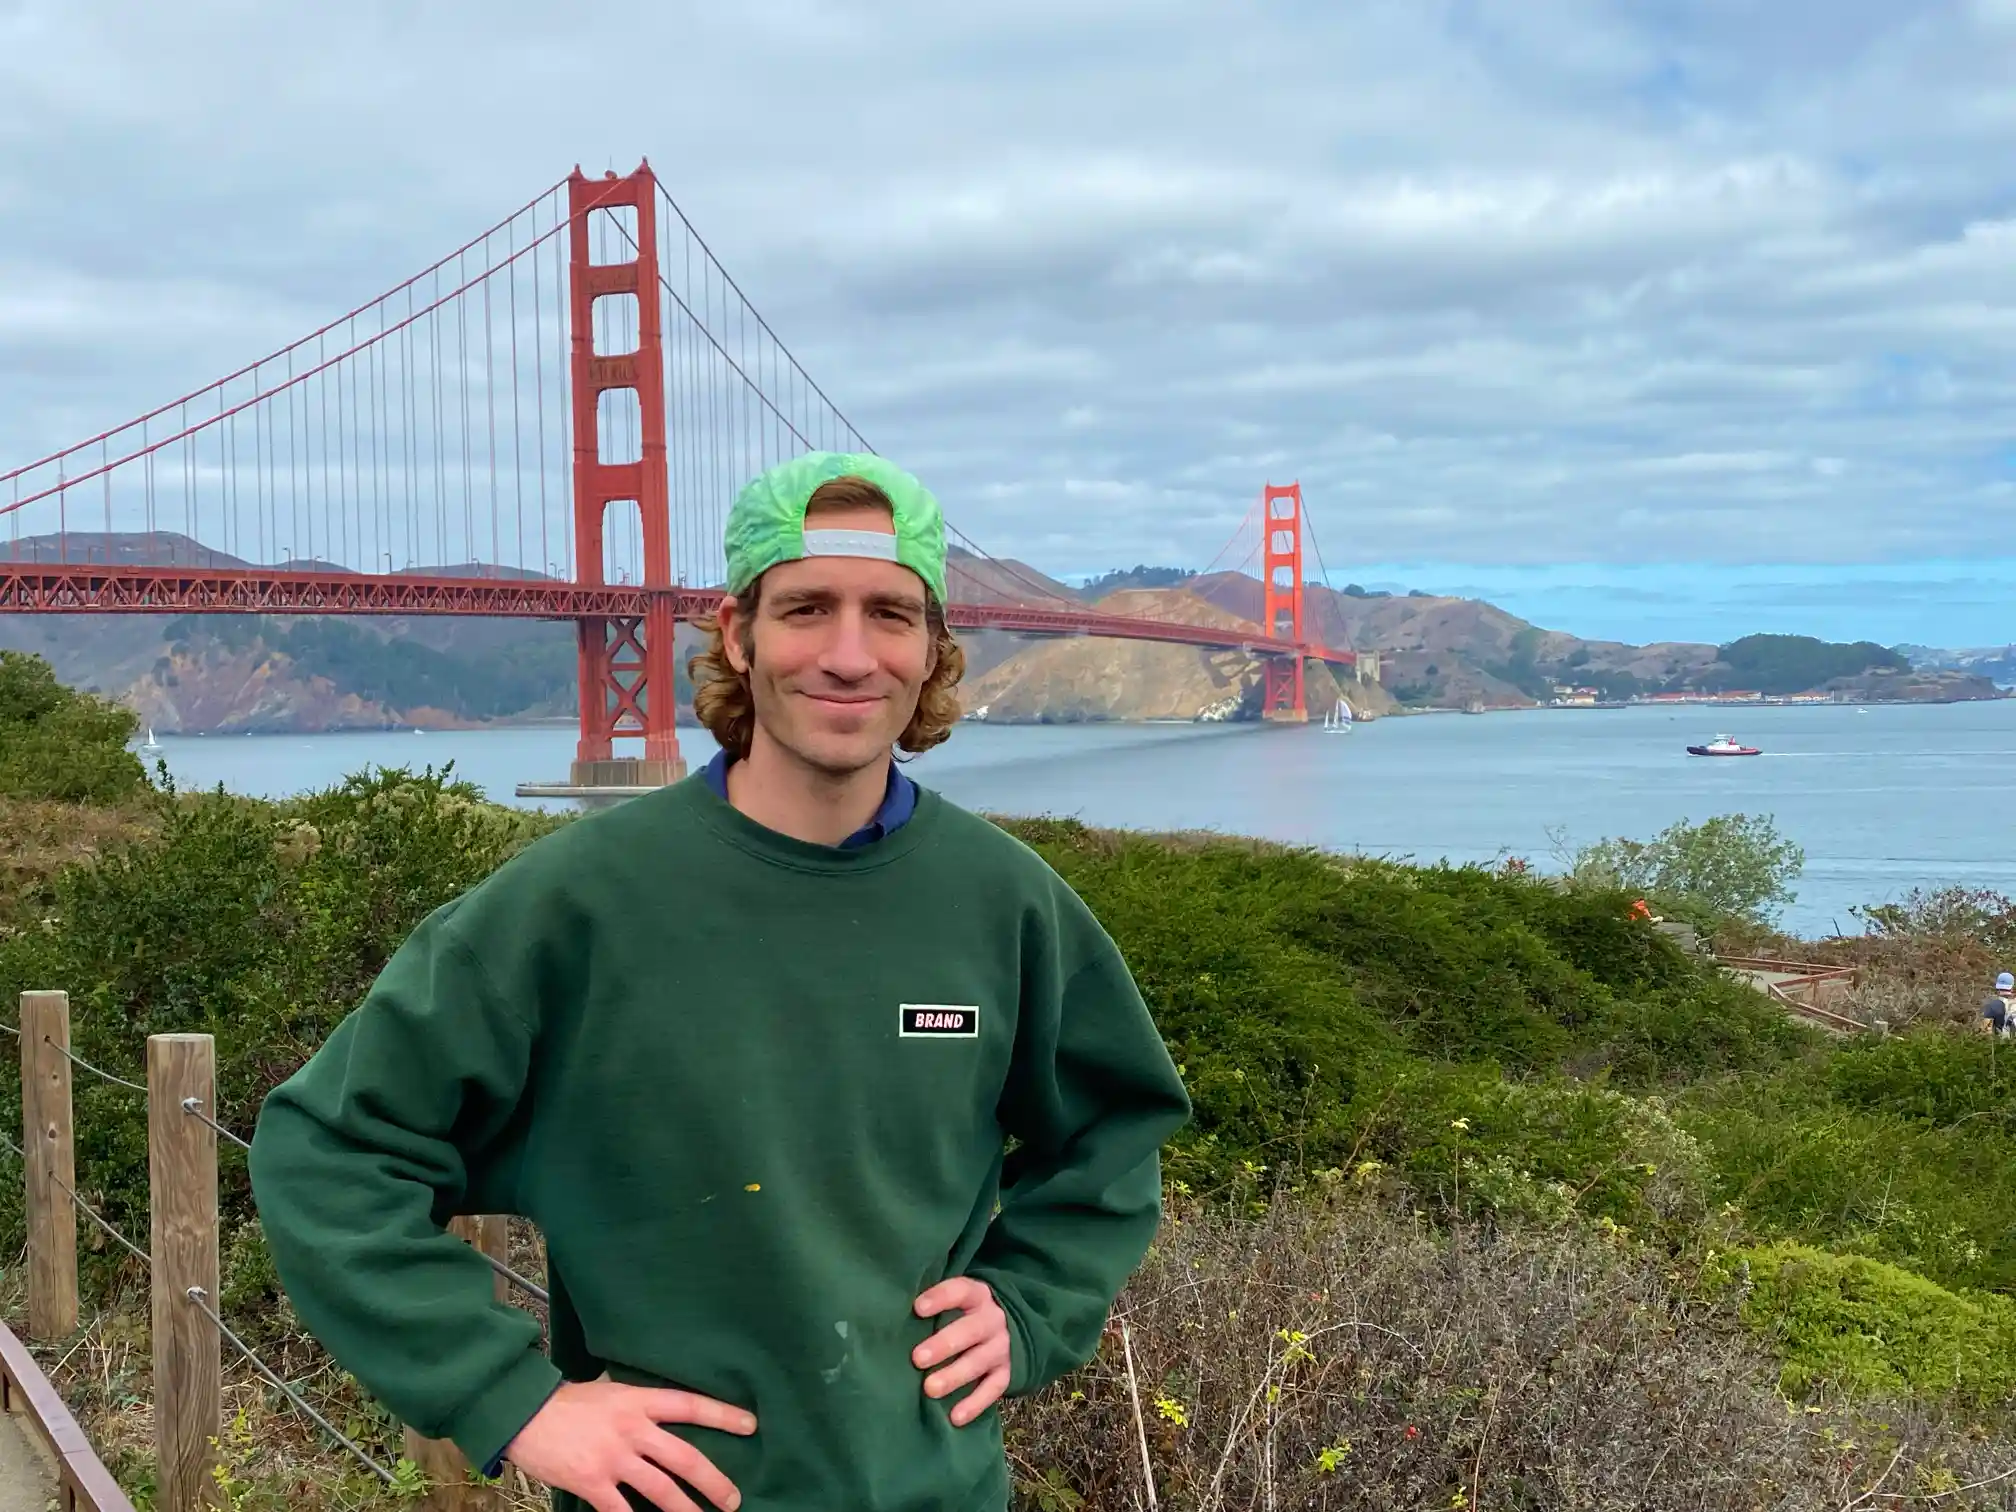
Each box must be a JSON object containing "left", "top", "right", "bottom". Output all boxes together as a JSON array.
[
  {"left": 0, "top": 765, "right": 563, "bottom": 1308},
  {"left": 1715, "top": 1241, "right": 2016, "bottom": 1404},
  {"left": 0, "top": 651, "right": 147, "bottom": 804},
  {"left": 1680, "top": 1049, "right": 2016, "bottom": 1292},
  {"left": 1349, "top": 1070, "right": 1713, "bottom": 1234},
  {"left": 1823, "top": 1030, "right": 2016, "bottom": 1128},
  {"left": 998, "top": 818, "right": 1790, "bottom": 1227}
]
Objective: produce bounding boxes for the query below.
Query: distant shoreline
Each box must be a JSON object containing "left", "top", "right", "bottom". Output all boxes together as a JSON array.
[{"left": 135, "top": 693, "right": 2013, "bottom": 740}]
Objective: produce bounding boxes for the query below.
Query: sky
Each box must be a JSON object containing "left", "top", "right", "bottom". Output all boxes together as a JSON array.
[{"left": 5, "top": 0, "right": 2016, "bottom": 648}]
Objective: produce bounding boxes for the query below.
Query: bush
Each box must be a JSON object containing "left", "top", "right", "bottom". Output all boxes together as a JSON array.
[
  {"left": 0, "top": 651, "right": 147, "bottom": 804},
  {"left": 998, "top": 819, "right": 1799, "bottom": 1225},
  {"left": 1680, "top": 1040, "right": 2016, "bottom": 1293},
  {"left": 1570, "top": 812, "right": 1805, "bottom": 929},
  {"left": 1716, "top": 1242, "right": 2016, "bottom": 1404},
  {"left": 0, "top": 765, "right": 564, "bottom": 1307},
  {"left": 1852, "top": 885, "right": 2016, "bottom": 956},
  {"left": 1007, "top": 1198, "right": 2016, "bottom": 1510},
  {"left": 1823, "top": 1029, "right": 2016, "bottom": 1128}
]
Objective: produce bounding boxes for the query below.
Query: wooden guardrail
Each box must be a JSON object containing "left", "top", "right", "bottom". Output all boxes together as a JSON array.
[
  {"left": 1716, "top": 955, "right": 1862, "bottom": 984},
  {"left": 1717, "top": 956, "right": 1867, "bottom": 1034},
  {"left": 8, "top": 989, "right": 539, "bottom": 1512},
  {"left": 0, "top": 1313, "right": 137, "bottom": 1512}
]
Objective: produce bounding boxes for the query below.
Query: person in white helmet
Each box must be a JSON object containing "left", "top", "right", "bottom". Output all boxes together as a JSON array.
[{"left": 1981, "top": 971, "right": 2015, "bottom": 1037}]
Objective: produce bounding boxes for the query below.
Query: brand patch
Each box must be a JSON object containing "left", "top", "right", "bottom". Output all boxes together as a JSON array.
[{"left": 900, "top": 1004, "right": 980, "bottom": 1038}]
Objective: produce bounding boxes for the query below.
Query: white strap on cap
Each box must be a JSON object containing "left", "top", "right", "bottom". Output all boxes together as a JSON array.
[{"left": 802, "top": 528, "right": 900, "bottom": 563}]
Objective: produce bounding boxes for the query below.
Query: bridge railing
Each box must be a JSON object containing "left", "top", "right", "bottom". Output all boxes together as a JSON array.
[{"left": 5, "top": 990, "right": 543, "bottom": 1512}]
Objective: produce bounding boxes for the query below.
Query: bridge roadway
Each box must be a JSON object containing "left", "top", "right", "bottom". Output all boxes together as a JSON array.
[{"left": 0, "top": 562, "right": 1359, "bottom": 668}]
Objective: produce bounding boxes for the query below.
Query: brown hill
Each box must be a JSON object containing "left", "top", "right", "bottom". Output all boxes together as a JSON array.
[
  {"left": 943, "top": 545, "right": 1080, "bottom": 608},
  {"left": 1189, "top": 574, "right": 1720, "bottom": 709},
  {"left": 16, "top": 532, "right": 1985, "bottom": 729},
  {"left": 941, "top": 546, "right": 1088, "bottom": 682}
]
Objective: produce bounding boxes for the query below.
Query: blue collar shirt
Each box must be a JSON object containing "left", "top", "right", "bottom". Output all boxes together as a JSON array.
[{"left": 701, "top": 749, "right": 917, "bottom": 849}]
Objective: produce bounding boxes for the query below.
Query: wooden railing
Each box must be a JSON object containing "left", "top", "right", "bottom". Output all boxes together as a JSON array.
[
  {"left": 0, "top": 1313, "right": 137, "bottom": 1512},
  {"left": 1717, "top": 956, "right": 1867, "bottom": 1034},
  {"left": 6, "top": 989, "right": 540, "bottom": 1512}
]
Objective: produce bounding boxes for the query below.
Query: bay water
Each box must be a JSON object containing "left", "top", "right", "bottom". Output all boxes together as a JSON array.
[{"left": 139, "top": 700, "right": 2016, "bottom": 939}]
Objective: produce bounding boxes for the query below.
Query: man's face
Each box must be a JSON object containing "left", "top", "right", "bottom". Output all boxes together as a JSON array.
[{"left": 722, "top": 503, "right": 936, "bottom": 778}]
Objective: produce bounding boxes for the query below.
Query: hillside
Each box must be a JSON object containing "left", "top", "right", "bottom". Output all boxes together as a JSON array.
[
  {"left": 0, "top": 532, "right": 597, "bottom": 732},
  {"left": 1901, "top": 642, "right": 2016, "bottom": 688},
  {"left": 1183, "top": 577, "right": 2003, "bottom": 710},
  {"left": 6, "top": 531, "right": 2003, "bottom": 728},
  {"left": 0, "top": 600, "right": 593, "bottom": 734}
]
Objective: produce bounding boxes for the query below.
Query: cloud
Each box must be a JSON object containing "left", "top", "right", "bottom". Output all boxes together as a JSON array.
[{"left": 3, "top": 0, "right": 2016, "bottom": 635}]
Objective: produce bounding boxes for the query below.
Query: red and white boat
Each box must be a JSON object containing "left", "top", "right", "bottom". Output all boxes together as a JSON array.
[{"left": 1686, "top": 733, "right": 1761, "bottom": 757}]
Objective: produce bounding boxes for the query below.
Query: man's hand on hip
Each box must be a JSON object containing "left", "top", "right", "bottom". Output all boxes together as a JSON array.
[
  {"left": 503, "top": 1378, "right": 756, "bottom": 1512},
  {"left": 912, "top": 1276, "right": 1012, "bottom": 1426}
]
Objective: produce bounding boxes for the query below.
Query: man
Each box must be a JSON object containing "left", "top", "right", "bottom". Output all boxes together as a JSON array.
[
  {"left": 248, "top": 451, "right": 1192, "bottom": 1512},
  {"left": 1982, "top": 971, "right": 2015, "bottom": 1037}
]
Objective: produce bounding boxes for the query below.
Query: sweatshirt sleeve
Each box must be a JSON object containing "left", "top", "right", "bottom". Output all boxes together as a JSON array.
[
  {"left": 247, "top": 899, "right": 561, "bottom": 1475},
  {"left": 966, "top": 891, "right": 1192, "bottom": 1396}
]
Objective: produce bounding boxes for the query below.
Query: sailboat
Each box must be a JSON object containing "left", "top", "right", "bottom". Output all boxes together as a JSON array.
[
  {"left": 1322, "top": 701, "right": 1353, "bottom": 734},
  {"left": 140, "top": 726, "right": 162, "bottom": 755}
]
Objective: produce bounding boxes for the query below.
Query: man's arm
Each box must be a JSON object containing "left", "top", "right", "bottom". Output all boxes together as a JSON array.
[
  {"left": 964, "top": 910, "right": 1192, "bottom": 1397},
  {"left": 247, "top": 900, "right": 562, "bottom": 1473}
]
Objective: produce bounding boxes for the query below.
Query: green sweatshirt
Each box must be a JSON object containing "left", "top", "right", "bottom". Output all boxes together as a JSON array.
[{"left": 247, "top": 774, "right": 1190, "bottom": 1512}]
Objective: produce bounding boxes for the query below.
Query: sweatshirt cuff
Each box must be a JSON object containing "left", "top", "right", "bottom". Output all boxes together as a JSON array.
[
  {"left": 443, "top": 1349, "right": 565, "bottom": 1479},
  {"left": 985, "top": 1276, "right": 1038, "bottom": 1396}
]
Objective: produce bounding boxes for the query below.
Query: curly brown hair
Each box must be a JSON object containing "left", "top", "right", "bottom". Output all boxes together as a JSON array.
[{"left": 687, "top": 478, "right": 966, "bottom": 761}]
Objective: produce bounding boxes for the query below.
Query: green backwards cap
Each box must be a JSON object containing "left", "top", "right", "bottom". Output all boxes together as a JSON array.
[{"left": 722, "top": 452, "right": 947, "bottom": 605}]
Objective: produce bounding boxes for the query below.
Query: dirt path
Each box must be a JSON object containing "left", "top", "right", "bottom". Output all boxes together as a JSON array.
[{"left": 0, "top": 1409, "right": 56, "bottom": 1512}]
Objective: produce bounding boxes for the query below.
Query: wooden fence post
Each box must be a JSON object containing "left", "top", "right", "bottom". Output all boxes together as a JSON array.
[
  {"left": 149, "top": 1033, "right": 219, "bottom": 1512},
  {"left": 403, "top": 1216, "right": 511, "bottom": 1511},
  {"left": 20, "top": 990, "right": 78, "bottom": 1341}
]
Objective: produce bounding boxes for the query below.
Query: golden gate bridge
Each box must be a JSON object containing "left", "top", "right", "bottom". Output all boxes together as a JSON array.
[{"left": 0, "top": 161, "right": 1354, "bottom": 793}]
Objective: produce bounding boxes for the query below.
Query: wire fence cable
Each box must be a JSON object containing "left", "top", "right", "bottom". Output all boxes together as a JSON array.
[
  {"left": 180, "top": 1096, "right": 251, "bottom": 1152},
  {"left": 479, "top": 1248, "right": 549, "bottom": 1305},
  {"left": 48, "top": 1166, "right": 153, "bottom": 1269},
  {"left": 182, "top": 1284, "right": 400, "bottom": 1488},
  {"left": 50, "top": 1040, "right": 148, "bottom": 1094}
]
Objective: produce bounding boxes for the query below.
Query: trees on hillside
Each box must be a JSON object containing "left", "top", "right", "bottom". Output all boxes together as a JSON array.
[{"left": 1702, "top": 634, "right": 1907, "bottom": 695}]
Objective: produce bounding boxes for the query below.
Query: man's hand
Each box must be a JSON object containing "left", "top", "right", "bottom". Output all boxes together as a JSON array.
[
  {"left": 912, "top": 1276, "right": 1012, "bottom": 1426},
  {"left": 503, "top": 1378, "right": 756, "bottom": 1512}
]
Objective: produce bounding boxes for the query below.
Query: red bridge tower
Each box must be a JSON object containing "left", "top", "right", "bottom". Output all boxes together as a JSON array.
[
  {"left": 1260, "top": 481, "right": 1308, "bottom": 721},
  {"left": 566, "top": 163, "right": 685, "bottom": 791}
]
